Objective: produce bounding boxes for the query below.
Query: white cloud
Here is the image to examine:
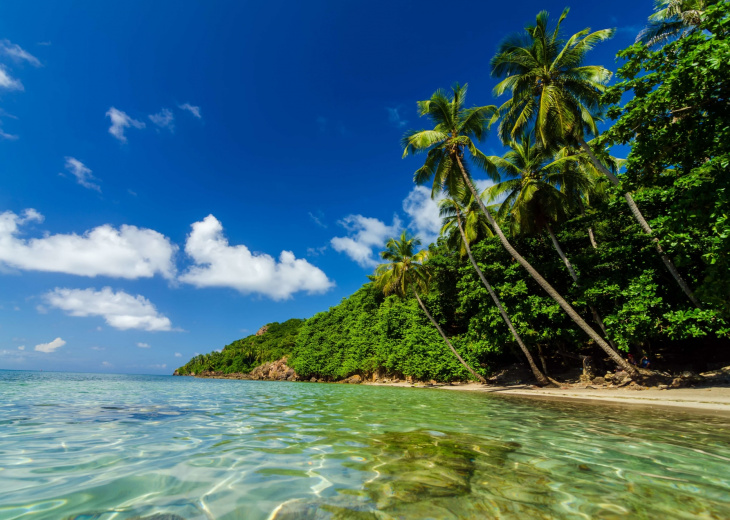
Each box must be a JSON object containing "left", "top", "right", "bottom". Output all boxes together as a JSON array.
[
  {"left": 63, "top": 157, "right": 101, "bottom": 192},
  {"left": 179, "top": 215, "right": 334, "bottom": 300},
  {"left": 0, "top": 209, "right": 177, "bottom": 279},
  {"left": 0, "top": 66, "right": 23, "bottom": 91},
  {"left": 0, "top": 40, "right": 41, "bottom": 66},
  {"left": 106, "top": 107, "right": 145, "bottom": 143},
  {"left": 150, "top": 363, "right": 167, "bottom": 369},
  {"left": 174, "top": 352, "right": 182, "bottom": 357},
  {"left": 149, "top": 108, "right": 174, "bottom": 131},
  {"left": 44, "top": 287, "right": 174, "bottom": 332},
  {"left": 17, "top": 345, "right": 24, "bottom": 350},
  {"left": 137, "top": 342, "right": 151, "bottom": 348},
  {"left": 101, "top": 361, "right": 112, "bottom": 367},
  {"left": 402, "top": 186, "right": 443, "bottom": 245},
  {"left": 0, "top": 127, "right": 18, "bottom": 140},
  {"left": 91, "top": 346, "right": 105, "bottom": 351},
  {"left": 330, "top": 214, "right": 401, "bottom": 268},
  {"left": 179, "top": 103, "right": 201, "bottom": 119},
  {"left": 35, "top": 337, "right": 65, "bottom": 353},
  {"left": 402, "top": 180, "right": 495, "bottom": 245}
]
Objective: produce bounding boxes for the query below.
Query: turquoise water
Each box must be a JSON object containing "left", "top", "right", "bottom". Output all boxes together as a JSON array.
[{"left": 1, "top": 371, "right": 730, "bottom": 520}]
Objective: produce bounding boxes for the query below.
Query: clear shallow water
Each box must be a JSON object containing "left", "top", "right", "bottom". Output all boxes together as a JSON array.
[{"left": 1, "top": 372, "right": 729, "bottom": 520}]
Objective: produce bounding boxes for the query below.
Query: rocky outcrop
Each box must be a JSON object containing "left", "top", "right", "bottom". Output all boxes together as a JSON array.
[
  {"left": 249, "top": 357, "right": 298, "bottom": 381},
  {"left": 255, "top": 325, "right": 269, "bottom": 336}
]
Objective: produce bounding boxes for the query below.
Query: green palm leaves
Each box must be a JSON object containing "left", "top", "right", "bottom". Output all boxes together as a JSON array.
[
  {"left": 374, "top": 229, "right": 486, "bottom": 383},
  {"left": 373, "top": 230, "right": 430, "bottom": 298},
  {"left": 491, "top": 8, "right": 614, "bottom": 147},
  {"left": 402, "top": 84, "right": 499, "bottom": 198},
  {"left": 487, "top": 134, "right": 590, "bottom": 236},
  {"left": 638, "top": 0, "right": 717, "bottom": 47}
]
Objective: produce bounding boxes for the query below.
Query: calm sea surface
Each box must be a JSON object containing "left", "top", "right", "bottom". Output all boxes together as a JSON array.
[{"left": 1, "top": 371, "right": 729, "bottom": 520}]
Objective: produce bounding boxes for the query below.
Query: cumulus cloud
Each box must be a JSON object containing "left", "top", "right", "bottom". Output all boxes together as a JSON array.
[
  {"left": 330, "top": 214, "right": 401, "bottom": 268},
  {"left": 35, "top": 337, "right": 65, "bottom": 353},
  {"left": 179, "top": 103, "right": 201, "bottom": 119},
  {"left": 174, "top": 352, "right": 182, "bottom": 357},
  {"left": 101, "top": 361, "right": 112, "bottom": 367},
  {"left": 17, "top": 345, "right": 25, "bottom": 350},
  {"left": 0, "top": 40, "right": 41, "bottom": 66},
  {"left": 0, "top": 66, "right": 23, "bottom": 91},
  {"left": 0, "top": 209, "right": 177, "bottom": 279},
  {"left": 149, "top": 108, "right": 174, "bottom": 131},
  {"left": 402, "top": 180, "right": 495, "bottom": 245},
  {"left": 137, "top": 342, "right": 151, "bottom": 348},
  {"left": 44, "top": 287, "right": 174, "bottom": 332},
  {"left": 63, "top": 157, "right": 101, "bottom": 192},
  {"left": 106, "top": 107, "right": 145, "bottom": 143},
  {"left": 179, "top": 215, "right": 334, "bottom": 300}
]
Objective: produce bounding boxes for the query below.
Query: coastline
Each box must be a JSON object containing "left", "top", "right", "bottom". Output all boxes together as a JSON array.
[{"left": 363, "top": 381, "right": 730, "bottom": 413}]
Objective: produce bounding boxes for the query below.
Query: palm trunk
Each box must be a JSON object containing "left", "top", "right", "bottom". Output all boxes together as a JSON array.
[
  {"left": 546, "top": 223, "right": 618, "bottom": 352},
  {"left": 577, "top": 137, "right": 700, "bottom": 309},
  {"left": 413, "top": 289, "right": 486, "bottom": 384},
  {"left": 578, "top": 200, "right": 599, "bottom": 249},
  {"left": 588, "top": 227, "right": 598, "bottom": 249},
  {"left": 453, "top": 154, "right": 638, "bottom": 376},
  {"left": 455, "top": 210, "right": 550, "bottom": 386}
]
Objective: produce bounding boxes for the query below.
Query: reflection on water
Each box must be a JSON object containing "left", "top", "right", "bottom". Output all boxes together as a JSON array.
[{"left": 1, "top": 371, "right": 729, "bottom": 520}]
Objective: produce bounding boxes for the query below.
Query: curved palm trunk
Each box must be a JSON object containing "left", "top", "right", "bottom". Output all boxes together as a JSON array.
[
  {"left": 413, "top": 289, "right": 486, "bottom": 384},
  {"left": 454, "top": 155, "right": 638, "bottom": 376},
  {"left": 577, "top": 137, "right": 701, "bottom": 309},
  {"left": 545, "top": 223, "right": 618, "bottom": 353},
  {"left": 455, "top": 211, "right": 550, "bottom": 386}
]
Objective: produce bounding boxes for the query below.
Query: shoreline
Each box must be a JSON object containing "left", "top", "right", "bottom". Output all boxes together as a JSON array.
[
  {"left": 186, "top": 372, "right": 730, "bottom": 414},
  {"left": 363, "top": 381, "right": 730, "bottom": 413}
]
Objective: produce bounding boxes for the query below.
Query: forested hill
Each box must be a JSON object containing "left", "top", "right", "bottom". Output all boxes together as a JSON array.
[{"left": 174, "top": 319, "right": 304, "bottom": 375}]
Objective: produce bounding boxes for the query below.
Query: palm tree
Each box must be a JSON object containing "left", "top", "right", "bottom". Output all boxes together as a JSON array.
[
  {"left": 487, "top": 134, "right": 618, "bottom": 350},
  {"left": 402, "top": 84, "right": 638, "bottom": 376},
  {"left": 373, "top": 230, "right": 486, "bottom": 383},
  {"left": 440, "top": 193, "right": 550, "bottom": 385},
  {"left": 637, "top": 0, "right": 717, "bottom": 47},
  {"left": 491, "top": 8, "right": 701, "bottom": 309}
]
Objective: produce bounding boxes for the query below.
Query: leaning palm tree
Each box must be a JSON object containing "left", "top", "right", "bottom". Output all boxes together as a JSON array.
[
  {"left": 637, "top": 0, "right": 717, "bottom": 47},
  {"left": 402, "top": 83, "right": 638, "bottom": 376},
  {"left": 373, "top": 230, "right": 486, "bottom": 383},
  {"left": 491, "top": 8, "right": 701, "bottom": 308},
  {"left": 487, "top": 134, "right": 618, "bottom": 350},
  {"left": 440, "top": 193, "right": 550, "bottom": 385}
]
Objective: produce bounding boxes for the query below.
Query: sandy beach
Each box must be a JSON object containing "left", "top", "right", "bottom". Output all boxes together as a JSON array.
[{"left": 363, "top": 381, "right": 730, "bottom": 413}]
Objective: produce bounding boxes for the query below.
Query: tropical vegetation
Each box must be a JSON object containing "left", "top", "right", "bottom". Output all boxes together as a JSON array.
[{"left": 177, "top": 2, "right": 730, "bottom": 384}]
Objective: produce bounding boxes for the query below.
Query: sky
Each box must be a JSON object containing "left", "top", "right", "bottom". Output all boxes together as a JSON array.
[{"left": 0, "top": 0, "right": 651, "bottom": 374}]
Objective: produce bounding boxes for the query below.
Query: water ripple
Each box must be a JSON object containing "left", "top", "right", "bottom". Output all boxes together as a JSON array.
[{"left": 1, "top": 371, "right": 730, "bottom": 519}]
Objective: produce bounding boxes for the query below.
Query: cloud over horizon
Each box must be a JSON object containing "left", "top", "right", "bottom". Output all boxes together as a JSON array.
[
  {"left": 35, "top": 337, "right": 66, "bottom": 353},
  {"left": 44, "top": 287, "right": 174, "bottom": 331},
  {"left": 0, "top": 209, "right": 177, "bottom": 279},
  {"left": 179, "top": 215, "right": 334, "bottom": 299}
]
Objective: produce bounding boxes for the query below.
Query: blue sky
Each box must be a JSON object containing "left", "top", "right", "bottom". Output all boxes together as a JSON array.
[{"left": 0, "top": 1, "right": 650, "bottom": 374}]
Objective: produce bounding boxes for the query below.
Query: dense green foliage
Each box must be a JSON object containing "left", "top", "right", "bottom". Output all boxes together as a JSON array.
[
  {"left": 177, "top": 3, "right": 730, "bottom": 382},
  {"left": 175, "top": 319, "right": 304, "bottom": 375}
]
